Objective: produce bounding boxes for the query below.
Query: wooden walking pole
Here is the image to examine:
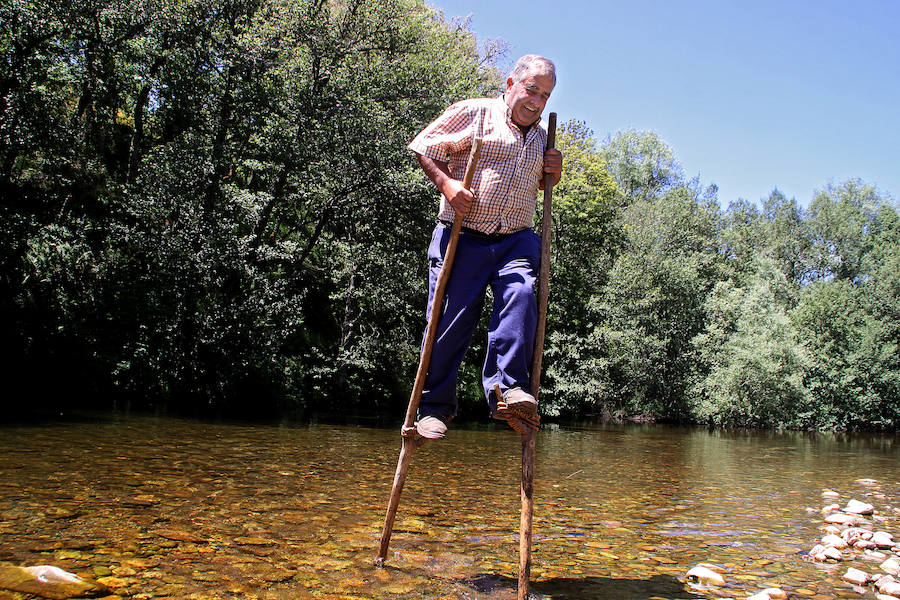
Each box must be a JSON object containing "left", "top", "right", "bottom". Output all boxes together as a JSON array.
[
  {"left": 375, "top": 138, "right": 482, "bottom": 568},
  {"left": 518, "top": 112, "right": 557, "bottom": 600}
]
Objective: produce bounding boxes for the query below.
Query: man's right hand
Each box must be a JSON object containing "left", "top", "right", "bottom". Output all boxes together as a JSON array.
[
  {"left": 441, "top": 178, "right": 475, "bottom": 216},
  {"left": 416, "top": 153, "right": 476, "bottom": 217}
]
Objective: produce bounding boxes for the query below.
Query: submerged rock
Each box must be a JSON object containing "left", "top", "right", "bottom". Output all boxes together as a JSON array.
[
  {"left": 0, "top": 563, "right": 109, "bottom": 599},
  {"left": 747, "top": 587, "right": 788, "bottom": 600},
  {"left": 686, "top": 565, "right": 725, "bottom": 586}
]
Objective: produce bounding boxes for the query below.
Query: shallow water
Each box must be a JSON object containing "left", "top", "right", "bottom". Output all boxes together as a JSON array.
[{"left": 0, "top": 416, "right": 898, "bottom": 599}]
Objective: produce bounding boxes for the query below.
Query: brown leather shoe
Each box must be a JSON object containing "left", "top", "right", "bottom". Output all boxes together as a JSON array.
[
  {"left": 501, "top": 387, "right": 537, "bottom": 416},
  {"left": 415, "top": 415, "right": 449, "bottom": 440}
]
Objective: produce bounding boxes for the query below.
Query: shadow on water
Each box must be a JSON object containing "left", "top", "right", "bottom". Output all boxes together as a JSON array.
[{"left": 466, "top": 572, "right": 684, "bottom": 600}]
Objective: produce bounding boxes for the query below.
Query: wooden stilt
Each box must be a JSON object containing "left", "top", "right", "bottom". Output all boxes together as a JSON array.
[
  {"left": 375, "top": 139, "right": 482, "bottom": 567},
  {"left": 517, "top": 112, "right": 557, "bottom": 600},
  {"left": 518, "top": 428, "right": 536, "bottom": 599}
]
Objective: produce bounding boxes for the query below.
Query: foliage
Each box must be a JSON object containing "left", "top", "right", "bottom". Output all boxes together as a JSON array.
[
  {"left": 1, "top": 0, "right": 898, "bottom": 430},
  {"left": 540, "top": 121, "right": 620, "bottom": 417},
  {"left": 1, "top": 0, "right": 497, "bottom": 417},
  {"left": 690, "top": 255, "right": 811, "bottom": 427}
]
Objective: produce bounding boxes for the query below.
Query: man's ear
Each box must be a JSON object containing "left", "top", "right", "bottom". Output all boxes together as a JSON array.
[{"left": 505, "top": 77, "right": 514, "bottom": 91}]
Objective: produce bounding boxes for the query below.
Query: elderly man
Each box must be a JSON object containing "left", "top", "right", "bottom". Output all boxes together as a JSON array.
[{"left": 407, "top": 54, "right": 562, "bottom": 440}]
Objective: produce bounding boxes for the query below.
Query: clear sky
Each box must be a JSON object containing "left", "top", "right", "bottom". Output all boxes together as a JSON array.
[{"left": 427, "top": 0, "right": 899, "bottom": 208}]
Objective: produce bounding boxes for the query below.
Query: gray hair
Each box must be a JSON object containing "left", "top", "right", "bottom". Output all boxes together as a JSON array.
[{"left": 509, "top": 55, "right": 556, "bottom": 86}]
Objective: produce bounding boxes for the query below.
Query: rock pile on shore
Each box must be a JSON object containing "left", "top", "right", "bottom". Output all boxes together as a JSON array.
[{"left": 807, "top": 480, "right": 900, "bottom": 598}]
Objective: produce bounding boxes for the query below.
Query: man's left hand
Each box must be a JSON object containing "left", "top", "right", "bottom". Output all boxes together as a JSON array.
[{"left": 541, "top": 148, "right": 562, "bottom": 188}]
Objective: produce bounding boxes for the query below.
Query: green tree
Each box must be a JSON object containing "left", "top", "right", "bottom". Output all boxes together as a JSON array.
[
  {"left": 760, "top": 189, "right": 808, "bottom": 286},
  {"left": 540, "top": 120, "right": 620, "bottom": 416},
  {"left": 1, "top": 0, "right": 499, "bottom": 416},
  {"left": 690, "top": 255, "right": 810, "bottom": 427},
  {"left": 805, "top": 179, "right": 881, "bottom": 283},
  {"left": 594, "top": 182, "right": 722, "bottom": 420},
  {"left": 599, "top": 129, "right": 683, "bottom": 204}
]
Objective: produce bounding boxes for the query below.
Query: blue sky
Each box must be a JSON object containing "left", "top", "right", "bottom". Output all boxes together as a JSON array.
[{"left": 428, "top": 0, "right": 899, "bottom": 208}]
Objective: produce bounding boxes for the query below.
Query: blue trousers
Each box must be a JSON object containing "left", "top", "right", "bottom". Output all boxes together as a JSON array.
[{"left": 420, "top": 222, "right": 540, "bottom": 418}]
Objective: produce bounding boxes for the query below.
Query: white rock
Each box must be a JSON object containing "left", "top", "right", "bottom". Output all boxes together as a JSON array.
[
  {"left": 842, "top": 527, "right": 869, "bottom": 543},
  {"left": 877, "top": 594, "right": 898, "bottom": 600},
  {"left": 747, "top": 593, "right": 771, "bottom": 600},
  {"left": 856, "top": 539, "right": 879, "bottom": 550},
  {"left": 761, "top": 588, "right": 788, "bottom": 599},
  {"left": 843, "top": 567, "right": 869, "bottom": 585},
  {"left": 879, "top": 580, "right": 900, "bottom": 597},
  {"left": 811, "top": 544, "right": 843, "bottom": 561},
  {"left": 21, "top": 566, "right": 84, "bottom": 584},
  {"left": 882, "top": 557, "right": 900, "bottom": 575},
  {"left": 826, "top": 512, "right": 860, "bottom": 526},
  {"left": 687, "top": 566, "right": 725, "bottom": 586},
  {"left": 873, "top": 532, "right": 896, "bottom": 548},
  {"left": 822, "top": 534, "right": 847, "bottom": 548},
  {"left": 823, "top": 489, "right": 841, "bottom": 498},
  {"left": 823, "top": 546, "right": 844, "bottom": 560},
  {"left": 856, "top": 478, "right": 879, "bottom": 485},
  {"left": 825, "top": 525, "right": 842, "bottom": 535},
  {"left": 846, "top": 499, "right": 876, "bottom": 515},
  {"left": 822, "top": 503, "right": 841, "bottom": 514}
]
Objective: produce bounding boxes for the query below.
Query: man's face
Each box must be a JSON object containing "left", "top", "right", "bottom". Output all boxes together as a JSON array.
[{"left": 505, "top": 70, "right": 554, "bottom": 127}]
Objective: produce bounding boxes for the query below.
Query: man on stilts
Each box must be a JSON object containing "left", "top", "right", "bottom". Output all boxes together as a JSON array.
[{"left": 407, "top": 54, "right": 562, "bottom": 440}]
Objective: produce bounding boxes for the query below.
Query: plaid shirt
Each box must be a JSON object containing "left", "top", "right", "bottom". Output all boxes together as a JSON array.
[{"left": 409, "top": 96, "right": 548, "bottom": 235}]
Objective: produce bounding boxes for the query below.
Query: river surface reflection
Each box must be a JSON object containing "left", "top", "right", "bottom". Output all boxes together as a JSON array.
[{"left": 0, "top": 416, "right": 898, "bottom": 599}]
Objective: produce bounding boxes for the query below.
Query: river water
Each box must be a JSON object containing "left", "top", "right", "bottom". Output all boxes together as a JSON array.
[{"left": 0, "top": 416, "right": 897, "bottom": 599}]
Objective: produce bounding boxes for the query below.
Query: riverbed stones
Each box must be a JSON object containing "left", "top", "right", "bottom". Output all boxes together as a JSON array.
[
  {"left": 152, "top": 529, "right": 206, "bottom": 543},
  {"left": 873, "top": 531, "right": 896, "bottom": 549}
]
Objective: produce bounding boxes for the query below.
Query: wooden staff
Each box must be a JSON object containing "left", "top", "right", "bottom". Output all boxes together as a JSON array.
[
  {"left": 375, "top": 138, "right": 483, "bottom": 568},
  {"left": 519, "top": 112, "right": 557, "bottom": 600}
]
